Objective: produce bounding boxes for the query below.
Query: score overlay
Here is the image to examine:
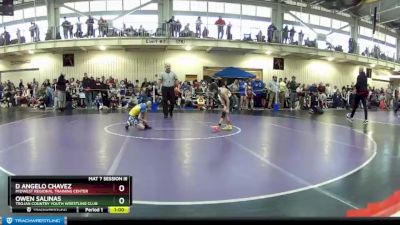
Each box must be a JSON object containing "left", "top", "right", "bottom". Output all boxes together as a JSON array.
[{"left": 8, "top": 176, "right": 132, "bottom": 214}]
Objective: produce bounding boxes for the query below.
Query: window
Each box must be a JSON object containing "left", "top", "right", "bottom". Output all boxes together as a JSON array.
[
  {"left": 64, "top": 2, "right": 75, "bottom": 8},
  {"left": 123, "top": 0, "right": 140, "bottom": 10},
  {"left": 342, "top": 26, "right": 350, "bottom": 32},
  {"left": 190, "top": 1, "right": 207, "bottom": 12},
  {"left": 360, "top": 26, "right": 372, "bottom": 37},
  {"left": 332, "top": 19, "right": 341, "bottom": 29},
  {"left": 35, "top": 6, "right": 47, "bottom": 17},
  {"left": 23, "top": 7, "right": 35, "bottom": 18},
  {"left": 224, "top": 3, "right": 240, "bottom": 15},
  {"left": 297, "top": 13, "right": 310, "bottom": 23},
  {"left": 60, "top": 7, "right": 74, "bottom": 14},
  {"left": 14, "top": 10, "right": 23, "bottom": 20},
  {"left": 375, "top": 31, "right": 385, "bottom": 41},
  {"left": 90, "top": 1, "right": 107, "bottom": 12},
  {"left": 256, "top": 6, "right": 271, "bottom": 18},
  {"left": 242, "top": 19, "right": 269, "bottom": 38},
  {"left": 340, "top": 21, "right": 348, "bottom": 28},
  {"left": 173, "top": 0, "right": 190, "bottom": 11},
  {"left": 141, "top": 3, "right": 158, "bottom": 10},
  {"left": 309, "top": 14, "right": 319, "bottom": 25},
  {"left": 284, "top": 13, "right": 296, "bottom": 21},
  {"left": 386, "top": 35, "right": 396, "bottom": 45},
  {"left": 107, "top": 0, "right": 122, "bottom": 11},
  {"left": 319, "top": 16, "right": 331, "bottom": 27},
  {"left": 242, "top": 4, "right": 256, "bottom": 16},
  {"left": 3, "top": 15, "right": 13, "bottom": 23},
  {"left": 75, "top": 1, "right": 90, "bottom": 12},
  {"left": 208, "top": 2, "right": 224, "bottom": 13}
]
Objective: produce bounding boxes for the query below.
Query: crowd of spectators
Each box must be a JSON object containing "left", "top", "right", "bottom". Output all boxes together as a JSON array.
[
  {"left": 1, "top": 73, "right": 398, "bottom": 113},
  {"left": 0, "top": 14, "right": 398, "bottom": 63}
]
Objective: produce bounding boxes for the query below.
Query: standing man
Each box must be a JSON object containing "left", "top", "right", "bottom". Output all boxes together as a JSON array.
[
  {"left": 160, "top": 63, "right": 178, "bottom": 118},
  {"left": 267, "top": 76, "right": 279, "bottom": 109},
  {"left": 288, "top": 76, "right": 298, "bottom": 110},
  {"left": 61, "top": 17, "right": 71, "bottom": 39},
  {"left": 215, "top": 16, "right": 226, "bottom": 39},
  {"left": 346, "top": 68, "right": 369, "bottom": 124}
]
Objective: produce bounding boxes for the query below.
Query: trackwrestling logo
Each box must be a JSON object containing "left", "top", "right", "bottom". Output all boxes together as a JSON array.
[{"left": 6, "top": 217, "right": 12, "bottom": 224}]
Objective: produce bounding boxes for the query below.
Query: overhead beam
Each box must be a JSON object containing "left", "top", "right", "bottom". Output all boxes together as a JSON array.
[
  {"left": 111, "top": 0, "right": 156, "bottom": 22},
  {"left": 287, "top": 11, "right": 317, "bottom": 35},
  {"left": 61, "top": 4, "right": 95, "bottom": 20},
  {"left": 377, "top": 5, "right": 400, "bottom": 15},
  {"left": 380, "top": 17, "right": 400, "bottom": 24},
  {"left": 326, "top": 24, "right": 350, "bottom": 36}
]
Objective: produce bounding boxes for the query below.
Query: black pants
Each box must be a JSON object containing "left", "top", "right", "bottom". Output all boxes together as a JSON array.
[
  {"left": 395, "top": 101, "right": 400, "bottom": 113},
  {"left": 162, "top": 86, "right": 175, "bottom": 116},
  {"left": 351, "top": 94, "right": 367, "bottom": 120}
]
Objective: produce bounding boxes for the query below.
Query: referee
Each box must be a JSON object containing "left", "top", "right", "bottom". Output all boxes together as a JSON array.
[{"left": 160, "top": 63, "right": 178, "bottom": 118}]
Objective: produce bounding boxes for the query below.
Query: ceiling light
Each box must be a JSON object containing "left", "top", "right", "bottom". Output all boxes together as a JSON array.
[
  {"left": 28, "top": 50, "right": 34, "bottom": 54},
  {"left": 265, "top": 50, "right": 272, "bottom": 55},
  {"left": 327, "top": 57, "right": 334, "bottom": 61},
  {"left": 185, "top": 46, "right": 192, "bottom": 51},
  {"left": 99, "top": 46, "right": 107, "bottom": 51},
  {"left": 370, "top": 64, "right": 376, "bottom": 68}
]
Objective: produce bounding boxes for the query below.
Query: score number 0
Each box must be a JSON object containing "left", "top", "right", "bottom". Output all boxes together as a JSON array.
[{"left": 118, "top": 185, "right": 125, "bottom": 205}]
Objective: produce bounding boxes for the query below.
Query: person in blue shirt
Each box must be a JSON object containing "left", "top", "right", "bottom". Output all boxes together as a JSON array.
[
  {"left": 239, "top": 79, "right": 247, "bottom": 110},
  {"left": 252, "top": 78, "right": 265, "bottom": 108}
]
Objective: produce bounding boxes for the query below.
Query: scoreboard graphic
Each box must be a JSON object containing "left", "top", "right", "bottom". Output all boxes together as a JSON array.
[{"left": 8, "top": 176, "right": 132, "bottom": 214}]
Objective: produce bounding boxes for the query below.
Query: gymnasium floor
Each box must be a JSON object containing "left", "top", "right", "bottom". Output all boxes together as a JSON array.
[{"left": 0, "top": 108, "right": 399, "bottom": 219}]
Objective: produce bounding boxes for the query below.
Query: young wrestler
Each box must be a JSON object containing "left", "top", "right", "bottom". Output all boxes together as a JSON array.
[
  {"left": 212, "top": 79, "right": 233, "bottom": 131},
  {"left": 125, "top": 101, "right": 152, "bottom": 130}
]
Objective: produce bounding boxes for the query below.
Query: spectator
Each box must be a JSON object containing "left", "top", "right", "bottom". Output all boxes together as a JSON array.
[
  {"left": 386, "top": 84, "right": 393, "bottom": 109},
  {"left": 279, "top": 78, "right": 287, "bottom": 107},
  {"left": 215, "top": 16, "right": 226, "bottom": 39},
  {"left": 267, "top": 24, "right": 276, "bottom": 42},
  {"left": 175, "top": 20, "right": 182, "bottom": 37},
  {"left": 3, "top": 27, "right": 10, "bottom": 45},
  {"left": 298, "top": 30, "right": 304, "bottom": 46},
  {"left": 166, "top": 16, "right": 176, "bottom": 37},
  {"left": 29, "top": 22, "right": 36, "bottom": 42},
  {"left": 282, "top": 25, "right": 289, "bottom": 44},
  {"left": 318, "top": 82, "right": 327, "bottom": 108},
  {"left": 195, "top": 17, "right": 202, "bottom": 38},
  {"left": 296, "top": 83, "right": 305, "bottom": 109},
  {"left": 98, "top": 17, "right": 106, "bottom": 37},
  {"left": 181, "top": 24, "right": 191, "bottom": 37},
  {"left": 56, "top": 74, "right": 67, "bottom": 111},
  {"left": 82, "top": 73, "right": 92, "bottom": 107},
  {"left": 16, "top": 28, "right": 21, "bottom": 44},
  {"left": 76, "top": 17, "right": 83, "bottom": 38},
  {"left": 202, "top": 27, "right": 209, "bottom": 38},
  {"left": 86, "top": 15, "right": 95, "bottom": 38},
  {"left": 61, "top": 17, "right": 71, "bottom": 39},
  {"left": 252, "top": 77, "right": 265, "bottom": 108},
  {"left": 256, "top": 30, "right": 263, "bottom": 42},
  {"left": 267, "top": 76, "right": 279, "bottom": 109},
  {"left": 289, "top": 26, "right": 296, "bottom": 44},
  {"left": 288, "top": 76, "right": 298, "bottom": 110},
  {"left": 19, "top": 79, "right": 24, "bottom": 89},
  {"left": 226, "top": 22, "right": 232, "bottom": 40}
]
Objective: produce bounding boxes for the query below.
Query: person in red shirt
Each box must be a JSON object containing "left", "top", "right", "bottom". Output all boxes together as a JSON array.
[{"left": 215, "top": 16, "right": 226, "bottom": 39}]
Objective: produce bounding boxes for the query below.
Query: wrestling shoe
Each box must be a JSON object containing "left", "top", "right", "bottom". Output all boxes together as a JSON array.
[
  {"left": 363, "top": 120, "right": 368, "bottom": 125},
  {"left": 221, "top": 125, "right": 233, "bottom": 131},
  {"left": 346, "top": 113, "right": 353, "bottom": 123},
  {"left": 125, "top": 122, "right": 130, "bottom": 130},
  {"left": 144, "top": 124, "right": 152, "bottom": 130}
]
